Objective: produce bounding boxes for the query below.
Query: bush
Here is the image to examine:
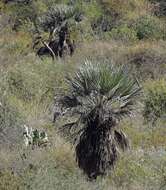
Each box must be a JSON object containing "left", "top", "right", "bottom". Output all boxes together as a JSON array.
[
  {"left": 91, "top": 15, "right": 113, "bottom": 33},
  {"left": 7, "top": 1, "right": 39, "bottom": 31},
  {"left": 108, "top": 25, "right": 138, "bottom": 42},
  {"left": 143, "top": 79, "right": 166, "bottom": 125},
  {"left": 132, "top": 15, "right": 165, "bottom": 40}
]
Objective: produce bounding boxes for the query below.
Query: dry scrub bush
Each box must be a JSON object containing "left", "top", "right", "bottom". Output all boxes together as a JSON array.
[
  {"left": 0, "top": 171, "right": 23, "bottom": 190},
  {"left": 117, "top": 42, "right": 166, "bottom": 80}
]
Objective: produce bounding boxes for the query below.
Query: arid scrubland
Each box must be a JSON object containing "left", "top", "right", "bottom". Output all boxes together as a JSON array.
[{"left": 0, "top": 0, "right": 166, "bottom": 190}]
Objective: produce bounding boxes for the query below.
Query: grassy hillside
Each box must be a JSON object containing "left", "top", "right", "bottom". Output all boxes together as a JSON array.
[{"left": 0, "top": 0, "right": 166, "bottom": 189}]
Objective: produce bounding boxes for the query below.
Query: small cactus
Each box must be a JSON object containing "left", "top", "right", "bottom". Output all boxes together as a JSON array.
[{"left": 23, "top": 125, "right": 49, "bottom": 148}]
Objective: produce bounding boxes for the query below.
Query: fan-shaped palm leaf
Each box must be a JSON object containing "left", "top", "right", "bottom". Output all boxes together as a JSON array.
[
  {"left": 55, "top": 60, "right": 141, "bottom": 179},
  {"left": 39, "top": 4, "right": 77, "bottom": 32}
]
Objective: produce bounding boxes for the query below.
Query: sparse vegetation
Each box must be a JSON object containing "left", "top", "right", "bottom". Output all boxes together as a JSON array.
[
  {"left": 143, "top": 79, "right": 166, "bottom": 125},
  {"left": 0, "top": 0, "right": 166, "bottom": 189}
]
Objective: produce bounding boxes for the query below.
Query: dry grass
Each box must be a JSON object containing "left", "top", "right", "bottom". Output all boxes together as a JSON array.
[
  {"left": 100, "top": 0, "right": 152, "bottom": 20},
  {"left": 0, "top": 1, "right": 166, "bottom": 189}
]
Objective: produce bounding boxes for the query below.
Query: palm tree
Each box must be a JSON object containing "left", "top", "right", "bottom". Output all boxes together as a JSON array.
[{"left": 55, "top": 60, "right": 140, "bottom": 179}]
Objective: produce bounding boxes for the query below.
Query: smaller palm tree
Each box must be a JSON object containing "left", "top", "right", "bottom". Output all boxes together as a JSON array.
[{"left": 55, "top": 60, "right": 141, "bottom": 179}]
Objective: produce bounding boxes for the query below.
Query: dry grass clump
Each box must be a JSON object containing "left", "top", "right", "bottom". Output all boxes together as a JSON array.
[
  {"left": 0, "top": 171, "right": 23, "bottom": 190},
  {"left": 116, "top": 41, "right": 166, "bottom": 79},
  {"left": 143, "top": 79, "right": 166, "bottom": 125},
  {"left": 121, "top": 119, "right": 166, "bottom": 149}
]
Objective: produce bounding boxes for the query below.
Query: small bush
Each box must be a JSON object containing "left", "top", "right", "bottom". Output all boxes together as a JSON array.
[
  {"left": 108, "top": 25, "right": 138, "bottom": 42},
  {"left": 91, "top": 15, "right": 113, "bottom": 33},
  {"left": 82, "top": 1, "right": 102, "bottom": 20},
  {"left": 7, "top": 1, "right": 39, "bottom": 31},
  {"left": 143, "top": 79, "right": 166, "bottom": 124},
  {"left": 132, "top": 15, "right": 165, "bottom": 40}
]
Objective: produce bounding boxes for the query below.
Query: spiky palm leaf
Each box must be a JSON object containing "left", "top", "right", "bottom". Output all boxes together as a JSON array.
[
  {"left": 39, "top": 4, "right": 78, "bottom": 33},
  {"left": 56, "top": 60, "right": 140, "bottom": 179}
]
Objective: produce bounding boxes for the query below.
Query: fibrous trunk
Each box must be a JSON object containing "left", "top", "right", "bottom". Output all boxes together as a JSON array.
[{"left": 76, "top": 122, "right": 118, "bottom": 179}]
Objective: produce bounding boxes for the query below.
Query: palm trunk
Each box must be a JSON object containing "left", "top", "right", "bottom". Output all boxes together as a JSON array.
[{"left": 76, "top": 111, "right": 118, "bottom": 179}]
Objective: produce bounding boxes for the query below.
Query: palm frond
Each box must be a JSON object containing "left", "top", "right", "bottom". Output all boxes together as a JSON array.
[
  {"left": 39, "top": 4, "right": 77, "bottom": 32},
  {"left": 66, "top": 60, "right": 100, "bottom": 96},
  {"left": 114, "top": 130, "right": 130, "bottom": 151},
  {"left": 57, "top": 60, "right": 141, "bottom": 124}
]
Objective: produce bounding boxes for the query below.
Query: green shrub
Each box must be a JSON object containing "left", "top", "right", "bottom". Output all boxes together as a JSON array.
[
  {"left": 91, "top": 15, "right": 113, "bottom": 34},
  {"left": 143, "top": 79, "right": 166, "bottom": 125},
  {"left": 82, "top": 1, "right": 102, "bottom": 20},
  {"left": 132, "top": 15, "right": 165, "bottom": 40},
  {"left": 7, "top": 1, "right": 39, "bottom": 31},
  {"left": 108, "top": 25, "right": 138, "bottom": 42}
]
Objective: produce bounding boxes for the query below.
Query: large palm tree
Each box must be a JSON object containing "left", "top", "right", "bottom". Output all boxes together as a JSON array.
[{"left": 55, "top": 60, "right": 140, "bottom": 179}]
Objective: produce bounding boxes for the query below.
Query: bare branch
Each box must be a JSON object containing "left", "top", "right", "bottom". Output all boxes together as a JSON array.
[{"left": 42, "top": 41, "right": 56, "bottom": 60}]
